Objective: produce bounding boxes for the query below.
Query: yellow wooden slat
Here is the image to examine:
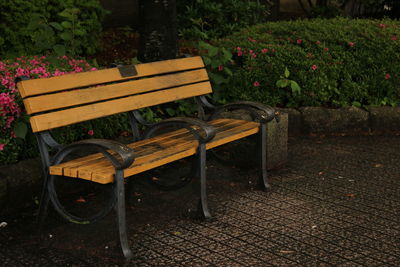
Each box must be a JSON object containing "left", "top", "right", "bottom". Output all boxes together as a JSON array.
[
  {"left": 29, "top": 82, "right": 212, "bottom": 132},
  {"left": 62, "top": 120, "right": 260, "bottom": 183},
  {"left": 91, "top": 124, "right": 259, "bottom": 184},
  {"left": 23, "top": 69, "right": 209, "bottom": 114},
  {"left": 17, "top": 57, "right": 205, "bottom": 98},
  {"left": 55, "top": 119, "right": 243, "bottom": 177},
  {"left": 49, "top": 119, "right": 237, "bottom": 177}
]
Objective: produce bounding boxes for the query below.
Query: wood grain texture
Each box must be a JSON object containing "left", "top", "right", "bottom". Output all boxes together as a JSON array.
[
  {"left": 17, "top": 56, "right": 205, "bottom": 98},
  {"left": 23, "top": 69, "right": 209, "bottom": 114},
  {"left": 29, "top": 82, "right": 212, "bottom": 132},
  {"left": 49, "top": 119, "right": 260, "bottom": 184}
]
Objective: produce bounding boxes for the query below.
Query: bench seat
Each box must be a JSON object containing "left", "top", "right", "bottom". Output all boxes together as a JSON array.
[{"left": 49, "top": 119, "right": 259, "bottom": 184}]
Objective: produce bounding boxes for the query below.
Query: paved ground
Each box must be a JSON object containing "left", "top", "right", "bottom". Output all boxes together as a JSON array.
[{"left": 0, "top": 135, "right": 399, "bottom": 266}]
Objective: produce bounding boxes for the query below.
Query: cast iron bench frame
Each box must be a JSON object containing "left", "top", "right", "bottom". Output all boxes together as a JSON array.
[{"left": 16, "top": 56, "right": 276, "bottom": 259}]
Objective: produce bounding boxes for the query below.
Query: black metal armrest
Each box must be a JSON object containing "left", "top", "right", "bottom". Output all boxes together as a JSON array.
[
  {"left": 143, "top": 117, "right": 216, "bottom": 144},
  {"left": 51, "top": 139, "right": 135, "bottom": 170},
  {"left": 209, "top": 101, "right": 278, "bottom": 123}
]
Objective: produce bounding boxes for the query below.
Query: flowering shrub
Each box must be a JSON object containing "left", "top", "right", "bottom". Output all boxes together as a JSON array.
[
  {"left": 213, "top": 18, "right": 400, "bottom": 108},
  {"left": 0, "top": 56, "right": 130, "bottom": 165},
  {"left": 0, "top": 55, "right": 98, "bottom": 163}
]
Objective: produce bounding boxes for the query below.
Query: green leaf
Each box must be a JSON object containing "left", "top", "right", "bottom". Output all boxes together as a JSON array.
[
  {"left": 276, "top": 79, "right": 289, "bottom": 88},
  {"left": 351, "top": 101, "right": 361, "bottom": 107},
  {"left": 14, "top": 122, "right": 28, "bottom": 139},
  {"left": 61, "top": 21, "right": 72, "bottom": 29},
  {"left": 60, "top": 32, "right": 73, "bottom": 41},
  {"left": 165, "top": 108, "right": 175, "bottom": 116},
  {"left": 49, "top": 22, "right": 63, "bottom": 31},
  {"left": 224, "top": 67, "right": 233, "bottom": 76},
  {"left": 290, "top": 81, "right": 301, "bottom": 94},
  {"left": 208, "top": 46, "right": 218, "bottom": 57},
  {"left": 209, "top": 73, "right": 226, "bottom": 85},
  {"left": 284, "top": 67, "right": 290, "bottom": 78},
  {"left": 202, "top": 56, "right": 211, "bottom": 66},
  {"left": 53, "top": 44, "right": 66, "bottom": 56}
]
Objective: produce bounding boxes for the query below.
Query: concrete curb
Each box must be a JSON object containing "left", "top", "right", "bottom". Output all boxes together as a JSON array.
[{"left": 277, "top": 106, "right": 400, "bottom": 136}]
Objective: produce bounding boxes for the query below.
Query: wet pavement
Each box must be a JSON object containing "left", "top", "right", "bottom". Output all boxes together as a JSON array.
[{"left": 0, "top": 135, "right": 399, "bottom": 266}]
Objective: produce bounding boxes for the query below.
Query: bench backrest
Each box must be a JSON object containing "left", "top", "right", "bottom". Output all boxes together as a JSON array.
[{"left": 17, "top": 56, "right": 212, "bottom": 133}]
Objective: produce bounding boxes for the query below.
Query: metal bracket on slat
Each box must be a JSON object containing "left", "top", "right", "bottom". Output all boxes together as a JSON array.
[{"left": 118, "top": 65, "right": 138, "bottom": 77}]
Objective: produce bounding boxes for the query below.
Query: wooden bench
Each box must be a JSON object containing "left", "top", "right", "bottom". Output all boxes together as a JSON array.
[{"left": 16, "top": 56, "right": 276, "bottom": 259}]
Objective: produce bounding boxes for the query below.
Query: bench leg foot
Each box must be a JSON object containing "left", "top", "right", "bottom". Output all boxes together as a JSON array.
[
  {"left": 197, "top": 144, "right": 212, "bottom": 220},
  {"left": 259, "top": 123, "right": 271, "bottom": 191},
  {"left": 115, "top": 170, "right": 133, "bottom": 260}
]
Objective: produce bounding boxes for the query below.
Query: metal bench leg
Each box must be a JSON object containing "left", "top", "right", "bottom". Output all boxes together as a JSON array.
[
  {"left": 115, "top": 169, "right": 133, "bottom": 260},
  {"left": 258, "top": 123, "right": 271, "bottom": 190},
  {"left": 37, "top": 174, "right": 50, "bottom": 226},
  {"left": 197, "top": 144, "right": 212, "bottom": 220}
]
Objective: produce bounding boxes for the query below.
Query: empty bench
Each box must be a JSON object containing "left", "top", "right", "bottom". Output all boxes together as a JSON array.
[{"left": 16, "top": 56, "right": 276, "bottom": 259}]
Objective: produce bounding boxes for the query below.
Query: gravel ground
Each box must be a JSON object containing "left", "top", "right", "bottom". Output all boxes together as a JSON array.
[{"left": 0, "top": 135, "right": 399, "bottom": 266}]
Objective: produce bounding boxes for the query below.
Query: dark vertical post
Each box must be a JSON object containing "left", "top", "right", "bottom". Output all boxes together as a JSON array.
[
  {"left": 138, "top": 0, "right": 178, "bottom": 62},
  {"left": 115, "top": 169, "right": 133, "bottom": 260},
  {"left": 258, "top": 123, "right": 271, "bottom": 190}
]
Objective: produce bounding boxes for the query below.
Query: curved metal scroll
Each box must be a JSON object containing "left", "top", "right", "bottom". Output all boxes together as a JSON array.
[
  {"left": 143, "top": 117, "right": 216, "bottom": 144},
  {"left": 208, "top": 101, "right": 277, "bottom": 123},
  {"left": 47, "top": 139, "right": 135, "bottom": 224}
]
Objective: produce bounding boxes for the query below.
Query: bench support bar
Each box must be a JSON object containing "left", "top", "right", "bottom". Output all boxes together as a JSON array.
[
  {"left": 197, "top": 144, "right": 211, "bottom": 219},
  {"left": 115, "top": 169, "right": 133, "bottom": 260},
  {"left": 258, "top": 123, "right": 271, "bottom": 190}
]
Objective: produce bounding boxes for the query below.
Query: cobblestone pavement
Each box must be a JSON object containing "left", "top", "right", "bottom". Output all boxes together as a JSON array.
[{"left": 0, "top": 135, "right": 399, "bottom": 266}]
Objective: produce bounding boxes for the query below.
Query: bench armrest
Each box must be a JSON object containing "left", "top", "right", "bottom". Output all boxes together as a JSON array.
[
  {"left": 52, "top": 139, "right": 135, "bottom": 170},
  {"left": 209, "top": 101, "right": 278, "bottom": 123},
  {"left": 143, "top": 117, "right": 216, "bottom": 144}
]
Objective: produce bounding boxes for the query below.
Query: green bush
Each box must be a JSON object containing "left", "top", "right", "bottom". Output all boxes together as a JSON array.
[
  {"left": 0, "top": 0, "right": 107, "bottom": 58},
  {"left": 177, "top": 0, "right": 272, "bottom": 40},
  {"left": 212, "top": 18, "right": 400, "bottom": 108}
]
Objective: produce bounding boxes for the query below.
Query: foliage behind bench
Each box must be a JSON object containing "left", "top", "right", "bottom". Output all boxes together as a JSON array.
[
  {"left": 212, "top": 18, "right": 400, "bottom": 108},
  {"left": 0, "top": 56, "right": 129, "bottom": 164}
]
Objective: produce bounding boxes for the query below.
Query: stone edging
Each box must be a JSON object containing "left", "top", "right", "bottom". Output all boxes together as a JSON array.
[{"left": 276, "top": 106, "right": 400, "bottom": 136}]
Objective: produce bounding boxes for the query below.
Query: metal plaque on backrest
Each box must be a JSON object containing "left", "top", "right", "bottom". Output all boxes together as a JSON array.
[{"left": 118, "top": 65, "right": 138, "bottom": 77}]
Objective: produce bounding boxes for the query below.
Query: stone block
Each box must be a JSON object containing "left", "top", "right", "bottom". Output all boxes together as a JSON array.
[
  {"left": 276, "top": 108, "right": 302, "bottom": 136},
  {"left": 300, "top": 106, "right": 369, "bottom": 133},
  {"left": 368, "top": 107, "right": 400, "bottom": 132},
  {"left": 211, "top": 109, "right": 288, "bottom": 170},
  {"left": 267, "top": 112, "right": 288, "bottom": 170}
]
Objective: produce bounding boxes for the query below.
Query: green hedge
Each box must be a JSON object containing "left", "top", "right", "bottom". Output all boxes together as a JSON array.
[
  {"left": 0, "top": 0, "right": 107, "bottom": 58},
  {"left": 212, "top": 18, "right": 400, "bottom": 108}
]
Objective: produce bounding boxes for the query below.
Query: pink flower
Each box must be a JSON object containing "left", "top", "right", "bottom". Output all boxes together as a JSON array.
[
  {"left": 311, "top": 65, "right": 318, "bottom": 71},
  {"left": 348, "top": 42, "right": 355, "bottom": 47},
  {"left": 379, "top": 23, "right": 386, "bottom": 29},
  {"left": 324, "top": 47, "right": 329, "bottom": 52},
  {"left": 385, "top": 73, "right": 391, "bottom": 80},
  {"left": 218, "top": 65, "right": 224, "bottom": 71},
  {"left": 261, "top": 48, "right": 268, "bottom": 53},
  {"left": 237, "top": 50, "right": 243, "bottom": 56},
  {"left": 315, "top": 40, "right": 321, "bottom": 45},
  {"left": 297, "top": 39, "right": 303, "bottom": 45},
  {"left": 1, "top": 78, "right": 8, "bottom": 86},
  {"left": 251, "top": 53, "right": 257, "bottom": 59},
  {"left": 90, "top": 67, "right": 97, "bottom": 71},
  {"left": 0, "top": 144, "right": 5, "bottom": 151},
  {"left": 391, "top": 36, "right": 397, "bottom": 41},
  {"left": 10, "top": 131, "right": 17, "bottom": 139},
  {"left": 88, "top": 129, "right": 94, "bottom": 136},
  {"left": 253, "top": 81, "right": 260, "bottom": 87},
  {"left": 248, "top": 38, "right": 257, "bottom": 43}
]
